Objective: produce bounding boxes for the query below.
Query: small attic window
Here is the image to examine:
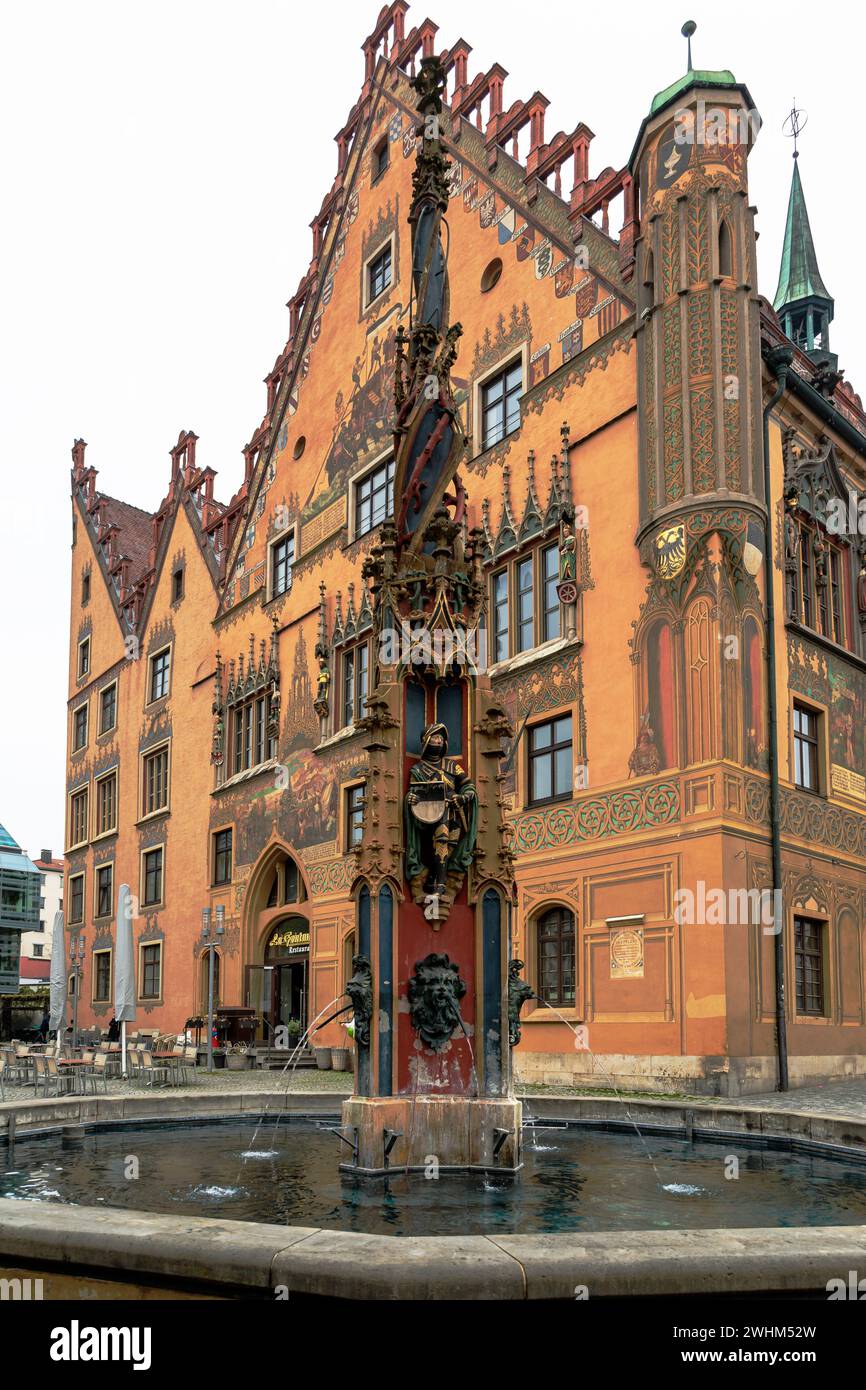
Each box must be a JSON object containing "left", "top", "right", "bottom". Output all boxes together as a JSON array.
[
  {"left": 718, "top": 219, "right": 733, "bottom": 278},
  {"left": 372, "top": 137, "right": 389, "bottom": 184},
  {"left": 81, "top": 572, "right": 90, "bottom": 605},
  {"left": 481, "top": 258, "right": 503, "bottom": 293},
  {"left": 172, "top": 566, "right": 185, "bottom": 603}
]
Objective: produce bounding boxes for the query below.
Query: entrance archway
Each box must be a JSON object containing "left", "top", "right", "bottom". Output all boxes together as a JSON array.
[
  {"left": 242, "top": 841, "right": 311, "bottom": 1043},
  {"left": 263, "top": 915, "right": 311, "bottom": 1041}
]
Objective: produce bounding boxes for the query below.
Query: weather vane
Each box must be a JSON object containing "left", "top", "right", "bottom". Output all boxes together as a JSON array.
[
  {"left": 783, "top": 101, "right": 807, "bottom": 159},
  {"left": 682, "top": 20, "right": 696, "bottom": 72}
]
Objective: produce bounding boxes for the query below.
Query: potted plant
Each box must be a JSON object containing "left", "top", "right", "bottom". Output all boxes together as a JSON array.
[{"left": 225, "top": 1042, "right": 253, "bottom": 1071}]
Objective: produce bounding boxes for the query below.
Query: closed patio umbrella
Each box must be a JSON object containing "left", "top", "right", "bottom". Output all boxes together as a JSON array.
[
  {"left": 114, "top": 884, "right": 136, "bottom": 1077},
  {"left": 48, "top": 909, "right": 67, "bottom": 1036}
]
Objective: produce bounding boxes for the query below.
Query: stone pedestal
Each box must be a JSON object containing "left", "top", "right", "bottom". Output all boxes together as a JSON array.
[{"left": 340, "top": 1095, "right": 523, "bottom": 1175}]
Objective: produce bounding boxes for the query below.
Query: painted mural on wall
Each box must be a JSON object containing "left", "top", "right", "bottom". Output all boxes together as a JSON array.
[{"left": 789, "top": 635, "right": 866, "bottom": 801}]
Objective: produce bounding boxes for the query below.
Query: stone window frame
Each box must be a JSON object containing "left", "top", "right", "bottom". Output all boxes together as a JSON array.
[
  {"left": 67, "top": 869, "right": 86, "bottom": 927},
  {"left": 72, "top": 698, "right": 89, "bottom": 753},
  {"left": 362, "top": 232, "right": 396, "bottom": 313},
  {"left": 138, "top": 938, "right": 163, "bottom": 1002},
  {"left": 471, "top": 344, "right": 528, "bottom": 458},
  {"left": 139, "top": 740, "right": 172, "bottom": 821},
  {"left": 146, "top": 642, "right": 173, "bottom": 707},
  {"left": 93, "top": 768, "right": 119, "bottom": 841},
  {"left": 140, "top": 843, "right": 166, "bottom": 911},
  {"left": 67, "top": 786, "right": 90, "bottom": 852}
]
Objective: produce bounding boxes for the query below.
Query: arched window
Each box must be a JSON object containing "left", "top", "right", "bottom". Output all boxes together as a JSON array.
[
  {"left": 264, "top": 853, "right": 304, "bottom": 908},
  {"left": 537, "top": 907, "right": 576, "bottom": 1008},
  {"left": 718, "top": 219, "right": 733, "bottom": 278}
]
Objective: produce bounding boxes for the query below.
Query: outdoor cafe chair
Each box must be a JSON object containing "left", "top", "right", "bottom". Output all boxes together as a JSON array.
[
  {"left": 80, "top": 1052, "right": 110, "bottom": 1095},
  {"left": 44, "top": 1056, "right": 76, "bottom": 1097},
  {"left": 139, "top": 1050, "right": 171, "bottom": 1088}
]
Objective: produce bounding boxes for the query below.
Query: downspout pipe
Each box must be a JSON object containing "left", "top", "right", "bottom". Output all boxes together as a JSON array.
[{"left": 762, "top": 344, "right": 793, "bottom": 1092}]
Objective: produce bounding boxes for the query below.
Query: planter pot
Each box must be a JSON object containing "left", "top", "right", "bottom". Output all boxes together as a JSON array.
[
  {"left": 212, "top": 1050, "right": 227, "bottom": 1069},
  {"left": 330, "top": 1048, "right": 351, "bottom": 1072},
  {"left": 226, "top": 1053, "right": 251, "bottom": 1071},
  {"left": 314, "top": 1047, "right": 333, "bottom": 1070}
]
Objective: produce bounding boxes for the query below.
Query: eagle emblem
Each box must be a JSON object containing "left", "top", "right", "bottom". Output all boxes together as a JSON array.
[{"left": 655, "top": 523, "right": 686, "bottom": 579}]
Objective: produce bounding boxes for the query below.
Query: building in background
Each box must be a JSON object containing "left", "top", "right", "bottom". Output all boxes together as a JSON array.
[
  {"left": 63, "top": 4, "right": 866, "bottom": 1094},
  {"left": 18, "top": 850, "right": 62, "bottom": 985},
  {"left": 0, "top": 824, "right": 40, "bottom": 998}
]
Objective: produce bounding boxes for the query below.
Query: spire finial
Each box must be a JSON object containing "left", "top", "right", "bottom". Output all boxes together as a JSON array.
[
  {"left": 783, "top": 101, "right": 807, "bottom": 159},
  {"left": 681, "top": 20, "right": 696, "bottom": 72}
]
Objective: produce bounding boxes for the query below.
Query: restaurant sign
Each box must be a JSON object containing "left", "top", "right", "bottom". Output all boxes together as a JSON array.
[{"left": 267, "top": 926, "right": 310, "bottom": 955}]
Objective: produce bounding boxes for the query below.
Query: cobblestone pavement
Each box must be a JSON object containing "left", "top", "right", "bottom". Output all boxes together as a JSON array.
[{"left": 5, "top": 1067, "right": 866, "bottom": 1119}]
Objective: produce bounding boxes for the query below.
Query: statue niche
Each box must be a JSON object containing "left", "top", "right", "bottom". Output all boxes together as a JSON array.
[
  {"left": 405, "top": 721, "right": 477, "bottom": 921},
  {"left": 408, "top": 952, "right": 467, "bottom": 1051}
]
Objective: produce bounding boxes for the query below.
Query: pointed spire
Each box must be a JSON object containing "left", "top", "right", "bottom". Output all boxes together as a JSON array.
[{"left": 774, "top": 112, "right": 835, "bottom": 363}]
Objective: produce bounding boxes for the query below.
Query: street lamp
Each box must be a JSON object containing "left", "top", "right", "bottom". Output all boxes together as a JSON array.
[
  {"left": 68, "top": 933, "right": 85, "bottom": 1049},
  {"left": 201, "top": 907, "right": 224, "bottom": 1073}
]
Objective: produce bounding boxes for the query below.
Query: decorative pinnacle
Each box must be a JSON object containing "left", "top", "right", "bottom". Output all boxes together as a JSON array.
[
  {"left": 783, "top": 101, "right": 808, "bottom": 159},
  {"left": 681, "top": 19, "right": 696, "bottom": 72}
]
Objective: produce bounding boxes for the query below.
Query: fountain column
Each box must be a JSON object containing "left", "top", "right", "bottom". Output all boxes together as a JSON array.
[{"left": 340, "top": 56, "right": 521, "bottom": 1175}]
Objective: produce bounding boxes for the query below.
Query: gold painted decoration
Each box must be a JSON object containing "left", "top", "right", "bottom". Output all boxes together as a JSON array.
[{"left": 654, "top": 523, "right": 686, "bottom": 579}]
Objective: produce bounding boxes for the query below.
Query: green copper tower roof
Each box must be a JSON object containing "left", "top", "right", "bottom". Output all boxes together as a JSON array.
[
  {"left": 649, "top": 68, "right": 737, "bottom": 116},
  {"left": 773, "top": 158, "right": 832, "bottom": 311}
]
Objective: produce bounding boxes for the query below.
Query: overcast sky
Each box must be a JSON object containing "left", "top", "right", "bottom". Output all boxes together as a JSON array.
[{"left": 1, "top": 0, "right": 860, "bottom": 861}]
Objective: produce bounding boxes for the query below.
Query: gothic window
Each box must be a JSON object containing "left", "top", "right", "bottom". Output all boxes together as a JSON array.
[
  {"left": 718, "top": 218, "right": 733, "bottom": 277},
  {"left": 536, "top": 906, "right": 576, "bottom": 1008},
  {"left": 264, "top": 854, "right": 304, "bottom": 908},
  {"left": 78, "top": 636, "right": 90, "bottom": 678},
  {"left": 172, "top": 565, "right": 185, "bottom": 602}
]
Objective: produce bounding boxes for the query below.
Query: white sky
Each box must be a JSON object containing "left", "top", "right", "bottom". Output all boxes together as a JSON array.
[{"left": 1, "top": 0, "right": 861, "bottom": 861}]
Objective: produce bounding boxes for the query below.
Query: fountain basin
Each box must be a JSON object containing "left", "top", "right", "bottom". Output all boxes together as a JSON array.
[{"left": 3, "top": 1092, "right": 866, "bottom": 1298}]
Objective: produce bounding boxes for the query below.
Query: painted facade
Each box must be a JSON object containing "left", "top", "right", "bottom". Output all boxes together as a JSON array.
[{"left": 64, "top": 3, "right": 866, "bottom": 1095}]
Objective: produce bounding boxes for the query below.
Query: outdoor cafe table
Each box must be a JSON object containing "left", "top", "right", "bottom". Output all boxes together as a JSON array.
[
  {"left": 57, "top": 1059, "right": 91, "bottom": 1095},
  {"left": 152, "top": 1052, "right": 185, "bottom": 1080}
]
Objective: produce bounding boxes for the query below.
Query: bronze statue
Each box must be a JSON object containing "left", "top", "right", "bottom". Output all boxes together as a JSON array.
[
  {"left": 408, "top": 952, "right": 466, "bottom": 1051},
  {"left": 507, "top": 959, "right": 534, "bottom": 1046},
  {"left": 405, "top": 721, "right": 477, "bottom": 915},
  {"left": 345, "top": 954, "right": 373, "bottom": 1049}
]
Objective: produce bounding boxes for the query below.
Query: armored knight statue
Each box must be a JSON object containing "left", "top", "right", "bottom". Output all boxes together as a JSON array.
[{"left": 405, "top": 721, "right": 477, "bottom": 917}]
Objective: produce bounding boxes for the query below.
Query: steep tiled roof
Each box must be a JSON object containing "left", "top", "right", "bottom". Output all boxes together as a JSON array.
[{"left": 100, "top": 495, "right": 154, "bottom": 588}]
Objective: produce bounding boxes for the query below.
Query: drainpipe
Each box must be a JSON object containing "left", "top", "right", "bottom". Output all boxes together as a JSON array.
[{"left": 762, "top": 345, "right": 793, "bottom": 1092}]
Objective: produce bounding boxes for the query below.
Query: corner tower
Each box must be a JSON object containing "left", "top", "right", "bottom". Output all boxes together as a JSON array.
[{"left": 632, "top": 53, "right": 765, "bottom": 548}]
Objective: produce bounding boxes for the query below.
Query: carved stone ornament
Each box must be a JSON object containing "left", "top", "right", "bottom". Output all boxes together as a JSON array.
[
  {"left": 507, "top": 958, "right": 534, "bottom": 1046},
  {"left": 345, "top": 953, "right": 373, "bottom": 1049},
  {"left": 408, "top": 952, "right": 466, "bottom": 1051}
]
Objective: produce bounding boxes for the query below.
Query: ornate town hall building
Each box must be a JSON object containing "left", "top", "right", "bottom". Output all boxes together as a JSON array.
[{"left": 65, "top": 4, "right": 866, "bottom": 1095}]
